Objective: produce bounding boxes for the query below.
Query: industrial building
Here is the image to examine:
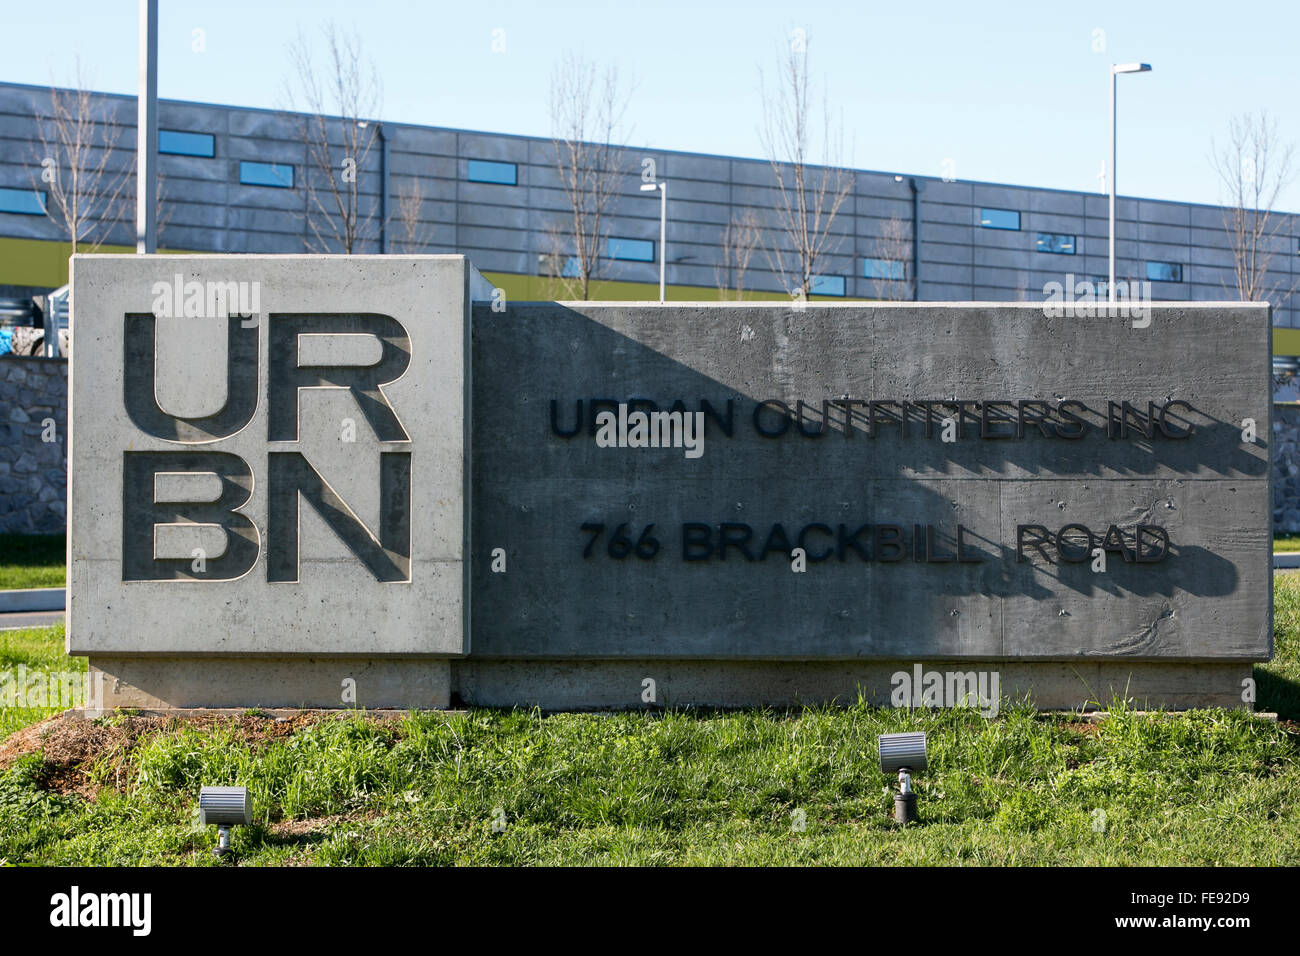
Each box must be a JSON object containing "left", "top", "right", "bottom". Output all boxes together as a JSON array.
[{"left": 1, "top": 79, "right": 1297, "bottom": 355}]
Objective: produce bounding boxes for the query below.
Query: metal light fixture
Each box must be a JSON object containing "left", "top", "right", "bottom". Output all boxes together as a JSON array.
[
  {"left": 1108, "top": 61, "right": 1152, "bottom": 302},
  {"left": 879, "top": 731, "right": 927, "bottom": 824},
  {"left": 199, "top": 786, "right": 252, "bottom": 857}
]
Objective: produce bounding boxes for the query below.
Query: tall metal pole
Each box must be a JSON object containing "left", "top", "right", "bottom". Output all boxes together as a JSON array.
[
  {"left": 909, "top": 177, "right": 924, "bottom": 301},
  {"left": 376, "top": 124, "right": 389, "bottom": 253},
  {"left": 1108, "top": 67, "right": 1116, "bottom": 303},
  {"left": 136, "top": 0, "right": 158, "bottom": 254},
  {"left": 658, "top": 182, "right": 667, "bottom": 303}
]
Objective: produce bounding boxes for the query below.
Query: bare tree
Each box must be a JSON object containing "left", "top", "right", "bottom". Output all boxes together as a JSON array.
[
  {"left": 868, "top": 215, "right": 913, "bottom": 301},
  {"left": 757, "top": 36, "right": 854, "bottom": 297},
  {"left": 284, "top": 24, "right": 382, "bottom": 253},
  {"left": 539, "top": 222, "right": 577, "bottom": 299},
  {"left": 393, "top": 177, "right": 434, "bottom": 252},
  {"left": 29, "top": 65, "right": 131, "bottom": 255},
  {"left": 1211, "top": 111, "right": 1296, "bottom": 305},
  {"left": 715, "top": 209, "right": 761, "bottom": 300},
  {"left": 548, "top": 52, "right": 631, "bottom": 300}
]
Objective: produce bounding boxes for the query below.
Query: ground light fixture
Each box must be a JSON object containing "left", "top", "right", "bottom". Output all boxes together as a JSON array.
[
  {"left": 198, "top": 785, "right": 252, "bottom": 857},
  {"left": 879, "top": 731, "right": 928, "bottom": 824}
]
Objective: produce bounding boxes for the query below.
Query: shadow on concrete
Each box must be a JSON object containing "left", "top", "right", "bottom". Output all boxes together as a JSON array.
[{"left": 469, "top": 303, "right": 1265, "bottom": 662}]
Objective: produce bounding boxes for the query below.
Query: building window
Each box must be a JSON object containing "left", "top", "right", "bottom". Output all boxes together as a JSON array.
[
  {"left": 0, "top": 187, "right": 46, "bottom": 215},
  {"left": 1036, "top": 232, "right": 1075, "bottom": 255},
  {"left": 607, "top": 237, "right": 654, "bottom": 262},
  {"left": 1145, "top": 261, "right": 1183, "bottom": 283},
  {"left": 980, "top": 208, "right": 1020, "bottom": 230},
  {"left": 863, "top": 258, "right": 905, "bottom": 280},
  {"left": 538, "top": 253, "right": 581, "bottom": 278},
  {"left": 159, "top": 129, "right": 215, "bottom": 157},
  {"left": 239, "top": 161, "right": 294, "bottom": 188},
  {"left": 466, "top": 159, "right": 517, "bottom": 185},
  {"left": 811, "top": 275, "right": 846, "bottom": 296}
]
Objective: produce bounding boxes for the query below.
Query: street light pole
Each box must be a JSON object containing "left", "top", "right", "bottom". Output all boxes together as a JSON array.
[
  {"left": 136, "top": 0, "right": 158, "bottom": 254},
  {"left": 1109, "top": 62, "right": 1151, "bottom": 303},
  {"left": 641, "top": 180, "right": 666, "bottom": 302},
  {"left": 658, "top": 181, "right": 667, "bottom": 303},
  {"left": 1108, "top": 68, "right": 1115, "bottom": 302}
]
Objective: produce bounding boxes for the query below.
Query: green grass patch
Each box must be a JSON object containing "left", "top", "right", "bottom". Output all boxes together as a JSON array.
[
  {"left": 1262, "top": 573, "right": 1300, "bottom": 720},
  {"left": 0, "top": 622, "right": 83, "bottom": 741},
  {"left": 2, "top": 702, "right": 1296, "bottom": 866},
  {"left": 0, "top": 534, "right": 66, "bottom": 589},
  {"left": 1276, "top": 534, "right": 1300, "bottom": 552},
  {"left": 0, "top": 580, "right": 1297, "bottom": 866}
]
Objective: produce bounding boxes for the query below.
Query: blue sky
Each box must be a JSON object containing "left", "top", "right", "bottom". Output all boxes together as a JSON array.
[{"left": 4, "top": 0, "right": 1298, "bottom": 210}]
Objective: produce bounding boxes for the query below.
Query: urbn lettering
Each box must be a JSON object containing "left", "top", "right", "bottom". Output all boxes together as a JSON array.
[{"left": 121, "top": 312, "right": 413, "bottom": 583}]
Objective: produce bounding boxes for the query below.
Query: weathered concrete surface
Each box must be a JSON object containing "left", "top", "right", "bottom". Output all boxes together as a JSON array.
[
  {"left": 63, "top": 288, "right": 1272, "bottom": 711},
  {"left": 68, "top": 255, "right": 471, "bottom": 657},
  {"left": 88, "top": 657, "right": 450, "bottom": 710},
  {"left": 471, "top": 303, "right": 1271, "bottom": 663}
]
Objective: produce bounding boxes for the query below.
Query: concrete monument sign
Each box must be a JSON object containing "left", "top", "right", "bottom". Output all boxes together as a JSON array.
[
  {"left": 66, "top": 260, "right": 1270, "bottom": 711},
  {"left": 69, "top": 255, "right": 471, "bottom": 707},
  {"left": 463, "top": 302, "right": 1270, "bottom": 708}
]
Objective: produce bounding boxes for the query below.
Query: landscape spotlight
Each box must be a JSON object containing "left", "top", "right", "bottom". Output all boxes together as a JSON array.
[
  {"left": 879, "top": 731, "right": 927, "bottom": 824},
  {"left": 198, "top": 785, "right": 252, "bottom": 857}
]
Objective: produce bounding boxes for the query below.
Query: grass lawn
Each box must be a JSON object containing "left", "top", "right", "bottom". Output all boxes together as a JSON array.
[
  {"left": 1276, "top": 535, "right": 1300, "bottom": 553},
  {"left": 0, "top": 581, "right": 1297, "bottom": 866},
  {"left": 0, "top": 534, "right": 65, "bottom": 590},
  {"left": 0, "top": 623, "right": 84, "bottom": 743}
]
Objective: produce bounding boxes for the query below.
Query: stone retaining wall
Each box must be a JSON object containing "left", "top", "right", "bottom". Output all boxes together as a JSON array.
[
  {"left": 1274, "top": 404, "right": 1300, "bottom": 533},
  {"left": 0, "top": 356, "right": 68, "bottom": 534}
]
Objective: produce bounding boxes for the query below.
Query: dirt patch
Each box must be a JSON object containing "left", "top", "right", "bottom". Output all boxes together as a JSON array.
[
  {"left": 266, "top": 811, "right": 375, "bottom": 839},
  {"left": 269, "top": 816, "right": 338, "bottom": 838},
  {"left": 1061, "top": 721, "right": 1102, "bottom": 737},
  {"left": 0, "top": 710, "right": 385, "bottom": 798}
]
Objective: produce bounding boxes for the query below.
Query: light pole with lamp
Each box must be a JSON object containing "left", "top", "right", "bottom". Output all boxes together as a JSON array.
[
  {"left": 641, "top": 180, "right": 666, "bottom": 302},
  {"left": 136, "top": 0, "right": 158, "bottom": 254},
  {"left": 1109, "top": 62, "right": 1151, "bottom": 303}
]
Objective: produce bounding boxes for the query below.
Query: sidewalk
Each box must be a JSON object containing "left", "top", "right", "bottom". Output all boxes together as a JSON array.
[{"left": 0, "top": 610, "right": 64, "bottom": 630}]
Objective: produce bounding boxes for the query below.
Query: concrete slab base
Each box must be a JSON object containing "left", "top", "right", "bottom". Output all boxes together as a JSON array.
[
  {"left": 454, "top": 660, "right": 1256, "bottom": 712},
  {"left": 85, "top": 657, "right": 1256, "bottom": 712},
  {"left": 88, "top": 657, "right": 451, "bottom": 711}
]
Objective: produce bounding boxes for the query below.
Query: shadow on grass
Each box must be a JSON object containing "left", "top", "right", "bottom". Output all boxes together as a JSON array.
[
  {"left": 0, "top": 533, "right": 66, "bottom": 590},
  {"left": 1256, "top": 666, "right": 1300, "bottom": 721},
  {"left": 248, "top": 823, "right": 333, "bottom": 850}
]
